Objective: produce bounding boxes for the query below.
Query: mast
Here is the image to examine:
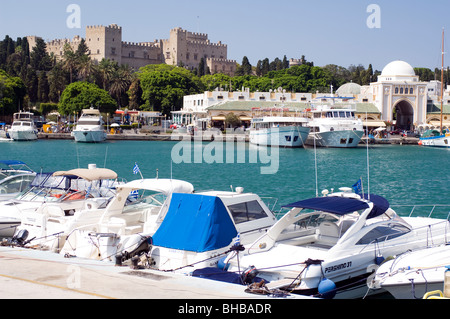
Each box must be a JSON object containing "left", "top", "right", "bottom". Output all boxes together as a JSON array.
[{"left": 440, "top": 28, "right": 444, "bottom": 134}]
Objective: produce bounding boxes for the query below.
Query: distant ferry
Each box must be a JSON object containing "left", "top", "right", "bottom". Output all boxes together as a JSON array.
[
  {"left": 249, "top": 116, "right": 310, "bottom": 148},
  {"left": 9, "top": 112, "right": 38, "bottom": 141},
  {"left": 306, "top": 105, "right": 364, "bottom": 148},
  {"left": 71, "top": 108, "right": 107, "bottom": 143}
]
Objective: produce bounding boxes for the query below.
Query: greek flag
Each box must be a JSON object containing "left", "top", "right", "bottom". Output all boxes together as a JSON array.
[
  {"left": 234, "top": 233, "right": 241, "bottom": 245},
  {"left": 133, "top": 163, "right": 140, "bottom": 175},
  {"left": 352, "top": 178, "right": 362, "bottom": 194}
]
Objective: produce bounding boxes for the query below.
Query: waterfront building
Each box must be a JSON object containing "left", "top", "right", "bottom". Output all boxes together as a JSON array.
[
  {"left": 29, "top": 25, "right": 236, "bottom": 74},
  {"left": 176, "top": 60, "right": 450, "bottom": 131}
]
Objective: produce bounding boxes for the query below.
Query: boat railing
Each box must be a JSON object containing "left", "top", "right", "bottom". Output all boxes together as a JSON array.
[
  {"left": 260, "top": 196, "right": 279, "bottom": 214},
  {"left": 358, "top": 217, "right": 450, "bottom": 254},
  {"left": 391, "top": 204, "right": 450, "bottom": 219}
]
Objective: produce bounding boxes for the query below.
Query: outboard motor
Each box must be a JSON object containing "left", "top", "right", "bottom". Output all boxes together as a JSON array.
[
  {"left": 115, "top": 236, "right": 152, "bottom": 266},
  {"left": 9, "top": 229, "right": 31, "bottom": 246}
]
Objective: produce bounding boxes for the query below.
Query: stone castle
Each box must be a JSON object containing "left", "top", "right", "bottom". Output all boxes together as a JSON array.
[{"left": 28, "top": 24, "right": 236, "bottom": 75}]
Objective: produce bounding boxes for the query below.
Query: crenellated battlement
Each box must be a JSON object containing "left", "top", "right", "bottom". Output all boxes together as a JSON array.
[{"left": 37, "top": 24, "right": 234, "bottom": 74}]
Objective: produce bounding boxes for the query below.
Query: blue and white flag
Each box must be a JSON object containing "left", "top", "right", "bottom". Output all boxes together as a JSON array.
[
  {"left": 352, "top": 178, "right": 362, "bottom": 194},
  {"left": 133, "top": 163, "right": 140, "bottom": 175}
]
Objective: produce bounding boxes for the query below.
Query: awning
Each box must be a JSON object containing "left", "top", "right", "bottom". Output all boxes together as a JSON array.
[
  {"left": 283, "top": 196, "right": 370, "bottom": 215},
  {"left": 239, "top": 116, "right": 252, "bottom": 121},
  {"left": 364, "top": 121, "right": 386, "bottom": 127},
  {"left": 282, "top": 194, "right": 389, "bottom": 219},
  {"left": 53, "top": 168, "right": 118, "bottom": 181},
  {"left": 211, "top": 116, "right": 226, "bottom": 121}
]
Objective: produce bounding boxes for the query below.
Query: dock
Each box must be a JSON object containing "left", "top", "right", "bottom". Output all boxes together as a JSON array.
[
  {"left": 37, "top": 132, "right": 419, "bottom": 145},
  {"left": 0, "top": 246, "right": 311, "bottom": 301}
]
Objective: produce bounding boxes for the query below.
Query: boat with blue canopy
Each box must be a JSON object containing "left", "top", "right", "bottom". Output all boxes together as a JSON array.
[
  {"left": 222, "top": 187, "right": 450, "bottom": 299},
  {"left": 147, "top": 188, "right": 278, "bottom": 272}
]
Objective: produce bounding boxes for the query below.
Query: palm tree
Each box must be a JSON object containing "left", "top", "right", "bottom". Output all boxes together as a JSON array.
[
  {"left": 77, "top": 55, "right": 95, "bottom": 82},
  {"left": 96, "top": 59, "right": 115, "bottom": 91},
  {"left": 62, "top": 43, "right": 78, "bottom": 83},
  {"left": 109, "top": 64, "right": 134, "bottom": 107}
]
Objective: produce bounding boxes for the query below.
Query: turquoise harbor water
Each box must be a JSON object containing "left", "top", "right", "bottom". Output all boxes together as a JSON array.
[{"left": 1, "top": 139, "right": 449, "bottom": 218}]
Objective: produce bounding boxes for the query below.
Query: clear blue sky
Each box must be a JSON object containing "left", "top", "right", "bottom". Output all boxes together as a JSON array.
[{"left": 1, "top": 0, "right": 449, "bottom": 71}]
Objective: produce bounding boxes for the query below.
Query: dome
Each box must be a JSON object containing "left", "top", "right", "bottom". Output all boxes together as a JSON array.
[
  {"left": 381, "top": 60, "right": 415, "bottom": 77},
  {"left": 336, "top": 82, "right": 361, "bottom": 95}
]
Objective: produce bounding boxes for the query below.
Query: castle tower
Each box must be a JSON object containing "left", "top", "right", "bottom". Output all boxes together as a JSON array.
[{"left": 85, "top": 24, "right": 122, "bottom": 64}]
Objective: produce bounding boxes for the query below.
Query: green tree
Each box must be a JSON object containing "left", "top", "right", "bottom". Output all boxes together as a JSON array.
[
  {"left": 0, "top": 69, "right": 26, "bottom": 115},
  {"left": 37, "top": 71, "right": 49, "bottom": 103},
  {"left": 225, "top": 112, "right": 241, "bottom": 128},
  {"left": 62, "top": 43, "right": 78, "bottom": 83},
  {"left": 128, "top": 78, "right": 143, "bottom": 110},
  {"left": 30, "top": 38, "right": 52, "bottom": 71},
  {"left": 59, "top": 81, "right": 117, "bottom": 115},
  {"left": 138, "top": 64, "right": 203, "bottom": 116}
]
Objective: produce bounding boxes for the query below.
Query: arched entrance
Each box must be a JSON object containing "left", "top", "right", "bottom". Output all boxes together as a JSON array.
[{"left": 393, "top": 100, "right": 414, "bottom": 130}]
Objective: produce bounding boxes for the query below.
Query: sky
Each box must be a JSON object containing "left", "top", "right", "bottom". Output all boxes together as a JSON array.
[{"left": 1, "top": 0, "right": 449, "bottom": 72}]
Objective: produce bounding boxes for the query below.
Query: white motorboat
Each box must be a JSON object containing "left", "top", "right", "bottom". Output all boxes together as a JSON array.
[
  {"left": 221, "top": 188, "right": 450, "bottom": 299},
  {"left": 249, "top": 116, "right": 310, "bottom": 148},
  {"left": 0, "top": 164, "right": 120, "bottom": 239},
  {"left": 71, "top": 108, "right": 107, "bottom": 143},
  {"left": 306, "top": 105, "right": 364, "bottom": 148},
  {"left": 0, "top": 160, "right": 36, "bottom": 201},
  {"left": 369, "top": 244, "right": 450, "bottom": 299},
  {"left": 56, "top": 178, "right": 195, "bottom": 259},
  {"left": 145, "top": 188, "right": 278, "bottom": 272},
  {"left": 9, "top": 112, "right": 38, "bottom": 141}
]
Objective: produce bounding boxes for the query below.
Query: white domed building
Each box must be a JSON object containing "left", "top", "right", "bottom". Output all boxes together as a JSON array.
[{"left": 370, "top": 60, "right": 428, "bottom": 130}]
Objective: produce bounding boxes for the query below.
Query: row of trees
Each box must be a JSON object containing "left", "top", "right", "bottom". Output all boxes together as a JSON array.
[{"left": 1, "top": 34, "right": 446, "bottom": 120}]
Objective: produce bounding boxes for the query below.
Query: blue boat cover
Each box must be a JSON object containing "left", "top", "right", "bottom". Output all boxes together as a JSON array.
[
  {"left": 0, "top": 160, "right": 26, "bottom": 166},
  {"left": 152, "top": 193, "right": 238, "bottom": 253},
  {"left": 282, "top": 194, "right": 389, "bottom": 219}
]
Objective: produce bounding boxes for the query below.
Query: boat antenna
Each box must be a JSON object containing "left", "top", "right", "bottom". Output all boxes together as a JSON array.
[
  {"left": 440, "top": 27, "right": 444, "bottom": 134},
  {"left": 365, "top": 111, "right": 370, "bottom": 200},
  {"left": 314, "top": 131, "right": 318, "bottom": 197},
  {"left": 103, "top": 146, "right": 108, "bottom": 168}
]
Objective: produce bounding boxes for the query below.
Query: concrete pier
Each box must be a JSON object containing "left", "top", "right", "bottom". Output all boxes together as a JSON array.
[{"left": 0, "top": 246, "right": 311, "bottom": 300}]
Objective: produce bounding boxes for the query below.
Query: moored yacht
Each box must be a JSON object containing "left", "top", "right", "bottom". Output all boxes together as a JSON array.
[
  {"left": 249, "top": 116, "right": 310, "bottom": 148},
  {"left": 306, "top": 104, "right": 364, "bottom": 148},
  {"left": 221, "top": 187, "right": 450, "bottom": 299},
  {"left": 369, "top": 243, "right": 450, "bottom": 299},
  {"left": 9, "top": 112, "right": 38, "bottom": 141},
  {"left": 145, "top": 188, "right": 278, "bottom": 272},
  {"left": 0, "top": 164, "right": 120, "bottom": 240},
  {"left": 71, "top": 108, "right": 106, "bottom": 143}
]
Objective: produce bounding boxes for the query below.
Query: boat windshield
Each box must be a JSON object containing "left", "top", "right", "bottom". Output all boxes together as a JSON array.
[
  {"left": 356, "top": 224, "right": 411, "bottom": 245},
  {"left": 78, "top": 120, "right": 101, "bottom": 125},
  {"left": 17, "top": 173, "right": 117, "bottom": 202}
]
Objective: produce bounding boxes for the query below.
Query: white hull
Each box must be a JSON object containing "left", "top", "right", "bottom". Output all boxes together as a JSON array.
[
  {"left": 419, "top": 134, "right": 450, "bottom": 148},
  {"left": 249, "top": 126, "right": 310, "bottom": 147},
  {"left": 306, "top": 130, "right": 363, "bottom": 148},
  {"left": 72, "top": 129, "right": 106, "bottom": 143},
  {"left": 0, "top": 217, "right": 20, "bottom": 238},
  {"left": 371, "top": 244, "right": 450, "bottom": 299},
  {"left": 9, "top": 129, "right": 38, "bottom": 141}
]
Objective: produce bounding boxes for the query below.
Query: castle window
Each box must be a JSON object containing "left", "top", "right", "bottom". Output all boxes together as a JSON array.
[
  {"left": 410, "top": 88, "right": 414, "bottom": 94},
  {"left": 400, "top": 87, "right": 403, "bottom": 94},
  {"left": 395, "top": 87, "right": 399, "bottom": 94}
]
